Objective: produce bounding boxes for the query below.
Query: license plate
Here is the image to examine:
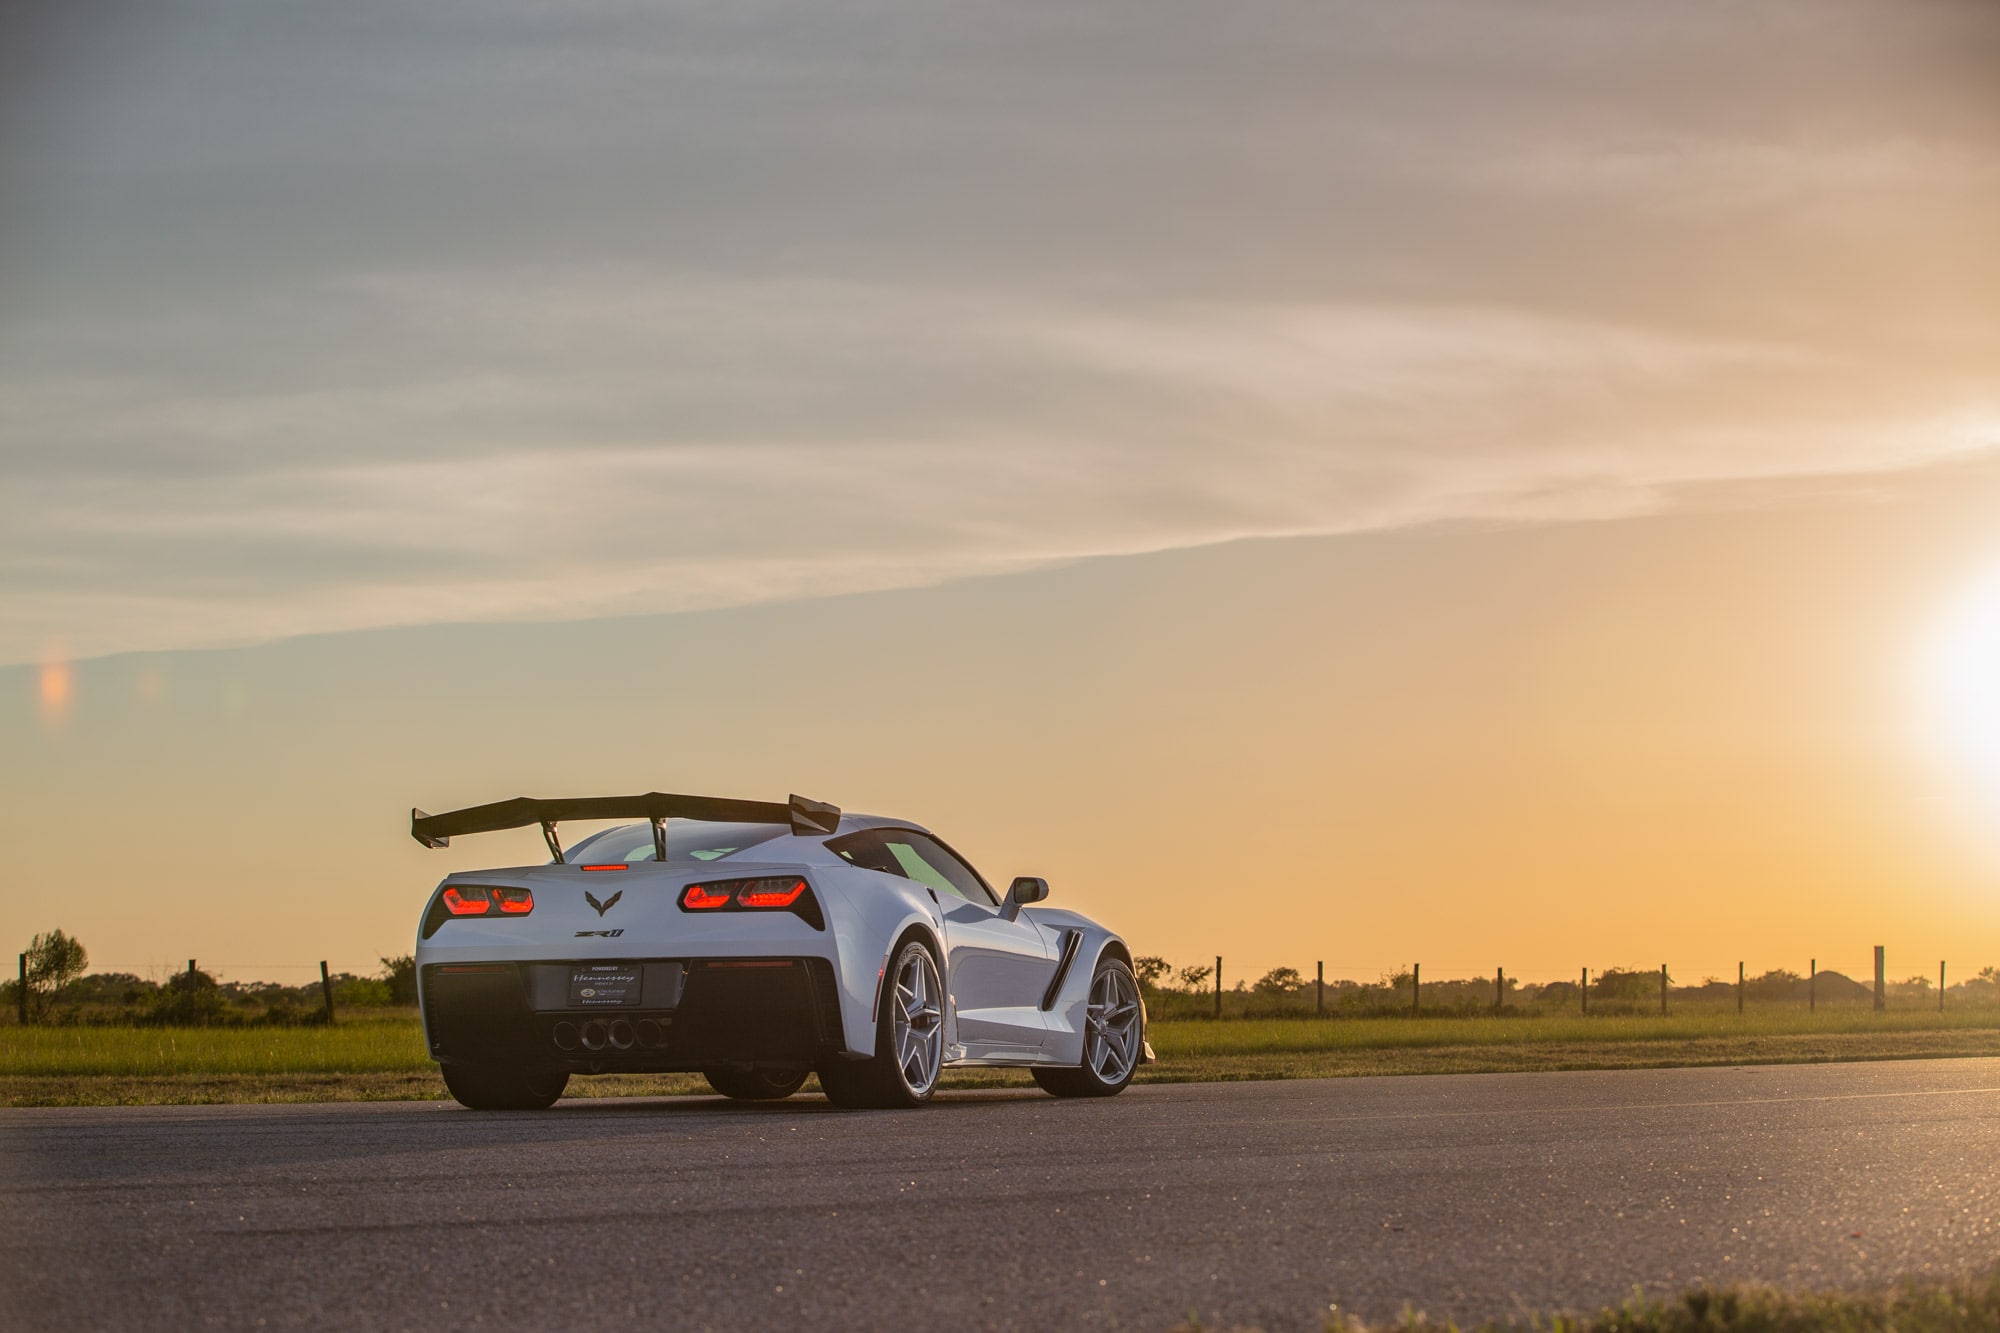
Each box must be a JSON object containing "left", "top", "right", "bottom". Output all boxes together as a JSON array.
[{"left": 568, "top": 964, "right": 643, "bottom": 1007}]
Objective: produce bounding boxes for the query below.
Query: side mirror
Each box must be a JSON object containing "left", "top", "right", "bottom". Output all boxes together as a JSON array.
[{"left": 1002, "top": 877, "right": 1049, "bottom": 920}]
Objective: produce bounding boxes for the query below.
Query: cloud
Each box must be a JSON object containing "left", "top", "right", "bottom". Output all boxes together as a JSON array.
[
  {"left": 5, "top": 266, "right": 1996, "bottom": 664},
  {"left": 1, "top": 0, "right": 1996, "bottom": 663}
]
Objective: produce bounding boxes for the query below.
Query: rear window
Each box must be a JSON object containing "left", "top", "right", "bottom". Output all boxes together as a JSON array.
[{"left": 563, "top": 821, "right": 785, "bottom": 864}]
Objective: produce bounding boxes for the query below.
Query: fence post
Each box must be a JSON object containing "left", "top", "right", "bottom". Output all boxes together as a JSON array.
[
  {"left": 1874, "top": 945, "right": 1886, "bottom": 1012},
  {"left": 1214, "top": 956, "right": 1222, "bottom": 1020},
  {"left": 1738, "top": 961, "right": 1744, "bottom": 1015},
  {"left": 1660, "top": 964, "right": 1667, "bottom": 1016},
  {"left": 1940, "top": 960, "right": 1946, "bottom": 1013},
  {"left": 1810, "top": 958, "right": 1816, "bottom": 1012},
  {"left": 1495, "top": 967, "right": 1504, "bottom": 1014},
  {"left": 16, "top": 953, "right": 25, "bottom": 1026},
  {"left": 1316, "top": 960, "right": 1324, "bottom": 1017},
  {"left": 1581, "top": 967, "right": 1588, "bottom": 1014},
  {"left": 1412, "top": 963, "right": 1420, "bottom": 1018},
  {"left": 320, "top": 960, "right": 336, "bottom": 1024}
]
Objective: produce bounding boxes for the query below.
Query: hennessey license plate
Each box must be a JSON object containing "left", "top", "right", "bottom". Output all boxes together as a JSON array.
[{"left": 568, "top": 964, "right": 643, "bottom": 1007}]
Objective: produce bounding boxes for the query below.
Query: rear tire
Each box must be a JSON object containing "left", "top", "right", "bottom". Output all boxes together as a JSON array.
[
  {"left": 440, "top": 1063, "right": 569, "bottom": 1110},
  {"left": 704, "top": 1066, "right": 810, "bottom": 1101},
  {"left": 817, "top": 937, "right": 944, "bottom": 1109},
  {"left": 1033, "top": 956, "right": 1142, "bottom": 1098}
]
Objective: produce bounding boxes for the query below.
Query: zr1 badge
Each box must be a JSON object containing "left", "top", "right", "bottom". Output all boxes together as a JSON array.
[{"left": 574, "top": 928, "right": 624, "bottom": 938}]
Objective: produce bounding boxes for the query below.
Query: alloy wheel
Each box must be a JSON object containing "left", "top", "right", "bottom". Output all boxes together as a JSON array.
[
  {"left": 1084, "top": 964, "right": 1142, "bottom": 1084},
  {"left": 890, "top": 944, "right": 944, "bottom": 1096}
]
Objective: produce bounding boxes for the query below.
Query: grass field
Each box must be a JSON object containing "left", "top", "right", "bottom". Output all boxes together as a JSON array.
[{"left": 4, "top": 1007, "right": 1998, "bottom": 1106}]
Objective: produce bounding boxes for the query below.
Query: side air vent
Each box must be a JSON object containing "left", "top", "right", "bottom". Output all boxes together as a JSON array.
[{"left": 1041, "top": 930, "right": 1083, "bottom": 1011}]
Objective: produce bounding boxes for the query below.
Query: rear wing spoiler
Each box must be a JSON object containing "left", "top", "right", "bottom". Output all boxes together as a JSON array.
[{"left": 410, "top": 792, "right": 841, "bottom": 862}]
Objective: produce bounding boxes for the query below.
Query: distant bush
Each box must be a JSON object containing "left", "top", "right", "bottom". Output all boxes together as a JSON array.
[
  {"left": 1173, "top": 963, "right": 1212, "bottom": 994},
  {"left": 23, "top": 929, "right": 88, "bottom": 1020},
  {"left": 1255, "top": 967, "right": 1303, "bottom": 995},
  {"left": 335, "top": 977, "right": 392, "bottom": 1007},
  {"left": 252, "top": 998, "right": 328, "bottom": 1027},
  {"left": 145, "top": 966, "right": 227, "bottom": 1026},
  {"left": 381, "top": 955, "right": 418, "bottom": 1005}
]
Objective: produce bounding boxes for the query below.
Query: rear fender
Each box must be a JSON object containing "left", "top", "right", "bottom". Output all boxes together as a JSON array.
[{"left": 813, "top": 867, "right": 948, "bottom": 1059}]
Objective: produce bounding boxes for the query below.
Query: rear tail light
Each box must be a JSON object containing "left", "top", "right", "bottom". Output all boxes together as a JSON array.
[
  {"left": 681, "top": 884, "right": 733, "bottom": 910},
  {"left": 427, "top": 884, "right": 534, "bottom": 938},
  {"left": 678, "top": 877, "right": 823, "bottom": 929},
  {"left": 441, "top": 885, "right": 493, "bottom": 916},
  {"left": 738, "top": 879, "right": 805, "bottom": 908}
]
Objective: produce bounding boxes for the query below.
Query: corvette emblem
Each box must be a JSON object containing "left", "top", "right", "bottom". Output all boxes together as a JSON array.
[{"left": 584, "top": 889, "right": 623, "bottom": 917}]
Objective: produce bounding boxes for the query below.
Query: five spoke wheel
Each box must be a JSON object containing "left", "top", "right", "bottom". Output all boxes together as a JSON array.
[
  {"left": 818, "top": 938, "right": 947, "bottom": 1109},
  {"left": 1033, "top": 955, "right": 1144, "bottom": 1098},
  {"left": 889, "top": 940, "right": 945, "bottom": 1097},
  {"left": 1083, "top": 962, "right": 1143, "bottom": 1084}
]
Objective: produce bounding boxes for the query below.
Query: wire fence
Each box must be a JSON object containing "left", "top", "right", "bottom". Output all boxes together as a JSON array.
[
  {"left": 1135, "top": 947, "right": 1998, "bottom": 1020},
  {"left": 10, "top": 941, "right": 1998, "bottom": 1027},
  {"left": 6, "top": 952, "right": 413, "bottom": 1027}
]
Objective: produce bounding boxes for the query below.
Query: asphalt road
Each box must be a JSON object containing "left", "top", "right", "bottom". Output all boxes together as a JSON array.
[{"left": 4, "top": 1060, "right": 1998, "bottom": 1330}]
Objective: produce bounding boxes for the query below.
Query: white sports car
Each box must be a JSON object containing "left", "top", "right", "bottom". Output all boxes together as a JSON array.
[{"left": 411, "top": 792, "right": 1151, "bottom": 1109}]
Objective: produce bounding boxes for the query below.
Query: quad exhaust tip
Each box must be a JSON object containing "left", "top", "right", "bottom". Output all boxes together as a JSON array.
[{"left": 555, "top": 1016, "right": 667, "bottom": 1052}]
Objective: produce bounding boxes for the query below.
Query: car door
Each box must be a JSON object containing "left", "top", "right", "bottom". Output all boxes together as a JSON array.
[{"left": 873, "top": 830, "right": 1056, "bottom": 1052}]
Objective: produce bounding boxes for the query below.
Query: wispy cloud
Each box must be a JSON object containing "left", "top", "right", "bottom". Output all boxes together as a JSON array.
[
  {"left": 2, "top": 0, "right": 1996, "bottom": 663},
  {"left": 6, "top": 269, "right": 1994, "bottom": 663}
]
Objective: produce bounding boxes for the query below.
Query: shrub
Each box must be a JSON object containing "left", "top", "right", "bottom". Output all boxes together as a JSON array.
[
  {"left": 23, "top": 929, "right": 88, "bottom": 1019},
  {"left": 145, "top": 966, "right": 227, "bottom": 1026},
  {"left": 381, "top": 955, "right": 418, "bottom": 1005},
  {"left": 335, "top": 977, "right": 392, "bottom": 1007},
  {"left": 1255, "top": 967, "right": 1303, "bottom": 995}
]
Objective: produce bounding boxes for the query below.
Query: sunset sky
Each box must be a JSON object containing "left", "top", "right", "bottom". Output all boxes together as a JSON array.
[{"left": 4, "top": 0, "right": 1998, "bottom": 987}]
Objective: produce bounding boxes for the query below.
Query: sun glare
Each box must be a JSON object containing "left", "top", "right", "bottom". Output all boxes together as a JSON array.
[
  {"left": 39, "top": 658, "right": 74, "bottom": 725},
  {"left": 1921, "top": 561, "right": 2000, "bottom": 801}
]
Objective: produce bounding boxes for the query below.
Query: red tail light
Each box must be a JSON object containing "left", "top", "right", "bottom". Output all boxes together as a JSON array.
[
  {"left": 580, "top": 864, "right": 626, "bottom": 872},
  {"left": 441, "top": 885, "right": 492, "bottom": 916},
  {"left": 677, "top": 877, "right": 824, "bottom": 929},
  {"left": 681, "top": 884, "right": 733, "bottom": 910},
  {"left": 439, "top": 885, "right": 533, "bottom": 917},
  {"left": 738, "top": 878, "right": 806, "bottom": 908}
]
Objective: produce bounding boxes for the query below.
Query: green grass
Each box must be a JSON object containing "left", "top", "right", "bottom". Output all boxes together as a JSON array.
[
  {"left": 3, "top": 1007, "right": 1998, "bottom": 1106},
  {"left": 1154, "top": 1007, "right": 2000, "bottom": 1058},
  {"left": 0, "top": 1009, "right": 432, "bottom": 1077}
]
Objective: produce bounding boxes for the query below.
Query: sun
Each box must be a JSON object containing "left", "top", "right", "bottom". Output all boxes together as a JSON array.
[{"left": 1920, "top": 561, "right": 2000, "bottom": 801}]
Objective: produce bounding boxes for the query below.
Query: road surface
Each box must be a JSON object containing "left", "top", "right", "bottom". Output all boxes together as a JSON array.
[{"left": 4, "top": 1059, "right": 1998, "bottom": 1329}]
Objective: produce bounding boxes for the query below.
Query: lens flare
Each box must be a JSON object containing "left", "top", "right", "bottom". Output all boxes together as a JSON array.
[{"left": 38, "top": 659, "right": 74, "bottom": 725}]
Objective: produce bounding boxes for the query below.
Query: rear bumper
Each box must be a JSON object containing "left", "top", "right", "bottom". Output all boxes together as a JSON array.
[{"left": 421, "top": 957, "right": 848, "bottom": 1073}]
